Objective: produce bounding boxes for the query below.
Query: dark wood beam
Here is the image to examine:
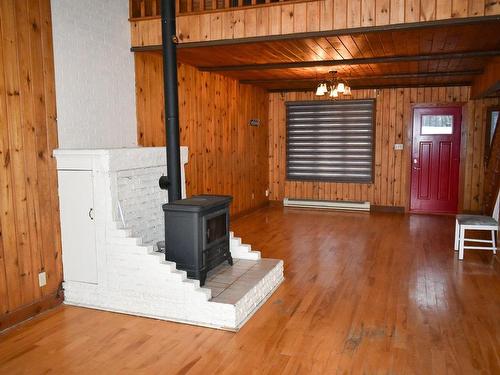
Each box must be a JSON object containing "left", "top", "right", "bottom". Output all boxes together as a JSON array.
[
  {"left": 240, "top": 70, "right": 483, "bottom": 85},
  {"left": 198, "top": 51, "right": 500, "bottom": 72},
  {"left": 267, "top": 82, "right": 472, "bottom": 92},
  {"left": 176, "top": 15, "right": 500, "bottom": 48},
  {"left": 471, "top": 57, "right": 500, "bottom": 99}
]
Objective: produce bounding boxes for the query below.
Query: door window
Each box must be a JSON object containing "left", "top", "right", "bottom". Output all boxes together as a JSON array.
[{"left": 421, "top": 115, "right": 453, "bottom": 134}]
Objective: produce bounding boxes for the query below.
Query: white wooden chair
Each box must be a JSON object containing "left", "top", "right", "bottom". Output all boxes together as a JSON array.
[{"left": 454, "top": 191, "right": 500, "bottom": 260}]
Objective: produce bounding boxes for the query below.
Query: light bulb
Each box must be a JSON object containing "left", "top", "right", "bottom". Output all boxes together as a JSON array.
[
  {"left": 337, "top": 82, "right": 345, "bottom": 93},
  {"left": 344, "top": 86, "right": 351, "bottom": 95},
  {"left": 330, "top": 88, "right": 338, "bottom": 98},
  {"left": 315, "top": 84, "right": 324, "bottom": 96}
]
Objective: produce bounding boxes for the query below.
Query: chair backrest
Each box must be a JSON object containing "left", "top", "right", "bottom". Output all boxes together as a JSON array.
[{"left": 493, "top": 189, "right": 500, "bottom": 221}]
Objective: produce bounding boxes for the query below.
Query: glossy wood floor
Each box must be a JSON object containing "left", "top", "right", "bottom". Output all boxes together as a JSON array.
[{"left": 1, "top": 207, "right": 499, "bottom": 374}]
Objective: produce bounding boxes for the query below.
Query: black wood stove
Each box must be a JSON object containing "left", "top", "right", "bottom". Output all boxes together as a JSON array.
[
  {"left": 162, "top": 195, "right": 233, "bottom": 286},
  {"left": 157, "top": 1, "right": 233, "bottom": 286}
]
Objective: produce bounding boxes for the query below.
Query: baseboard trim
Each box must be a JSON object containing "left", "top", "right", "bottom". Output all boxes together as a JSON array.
[
  {"left": 271, "top": 201, "right": 405, "bottom": 213},
  {"left": 231, "top": 201, "right": 270, "bottom": 221},
  {"left": 371, "top": 205, "right": 405, "bottom": 213},
  {"left": 0, "top": 288, "right": 64, "bottom": 332},
  {"left": 268, "top": 200, "right": 283, "bottom": 208}
]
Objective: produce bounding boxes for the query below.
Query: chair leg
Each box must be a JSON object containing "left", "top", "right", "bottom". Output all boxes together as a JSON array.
[
  {"left": 454, "top": 220, "right": 459, "bottom": 251},
  {"left": 459, "top": 226, "right": 465, "bottom": 260},
  {"left": 492, "top": 230, "right": 497, "bottom": 255}
]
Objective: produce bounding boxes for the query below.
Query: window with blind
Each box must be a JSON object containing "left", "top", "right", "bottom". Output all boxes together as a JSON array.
[{"left": 286, "top": 99, "right": 375, "bottom": 183}]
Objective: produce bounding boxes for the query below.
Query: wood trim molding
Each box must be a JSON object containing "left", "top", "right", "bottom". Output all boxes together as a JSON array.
[
  {"left": 370, "top": 205, "right": 405, "bottom": 213},
  {"left": 198, "top": 51, "right": 500, "bottom": 72},
  {"left": 131, "top": 14, "right": 500, "bottom": 48},
  {"left": 175, "top": 15, "right": 500, "bottom": 47},
  {"left": 0, "top": 288, "right": 64, "bottom": 332}
]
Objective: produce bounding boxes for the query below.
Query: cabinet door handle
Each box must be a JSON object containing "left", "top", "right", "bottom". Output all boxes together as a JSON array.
[{"left": 88, "top": 208, "right": 94, "bottom": 220}]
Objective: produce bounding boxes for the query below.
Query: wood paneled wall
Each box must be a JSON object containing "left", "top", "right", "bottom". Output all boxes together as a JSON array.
[
  {"left": 0, "top": 0, "right": 63, "bottom": 329},
  {"left": 268, "top": 87, "right": 500, "bottom": 212},
  {"left": 483, "top": 114, "right": 500, "bottom": 215},
  {"left": 135, "top": 54, "right": 269, "bottom": 216},
  {"left": 130, "top": 0, "right": 500, "bottom": 47},
  {"left": 171, "top": 0, "right": 500, "bottom": 44},
  {"left": 471, "top": 57, "right": 500, "bottom": 99}
]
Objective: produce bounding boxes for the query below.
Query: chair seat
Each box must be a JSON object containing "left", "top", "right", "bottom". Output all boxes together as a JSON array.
[{"left": 456, "top": 214, "right": 498, "bottom": 226}]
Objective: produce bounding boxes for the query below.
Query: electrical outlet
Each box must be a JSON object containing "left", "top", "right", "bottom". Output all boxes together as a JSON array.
[
  {"left": 265, "top": 189, "right": 270, "bottom": 197},
  {"left": 38, "top": 272, "right": 47, "bottom": 287},
  {"left": 394, "top": 143, "right": 404, "bottom": 150}
]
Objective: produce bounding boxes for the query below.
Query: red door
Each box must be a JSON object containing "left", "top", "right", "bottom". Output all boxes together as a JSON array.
[{"left": 410, "top": 106, "right": 462, "bottom": 213}]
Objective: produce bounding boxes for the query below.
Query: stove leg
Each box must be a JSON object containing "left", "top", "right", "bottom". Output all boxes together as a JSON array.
[
  {"left": 199, "top": 272, "right": 207, "bottom": 287},
  {"left": 227, "top": 254, "right": 233, "bottom": 266}
]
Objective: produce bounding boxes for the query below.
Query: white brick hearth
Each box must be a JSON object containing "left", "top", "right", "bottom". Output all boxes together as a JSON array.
[{"left": 54, "top": 147, "right": 283, "bottom": 330}]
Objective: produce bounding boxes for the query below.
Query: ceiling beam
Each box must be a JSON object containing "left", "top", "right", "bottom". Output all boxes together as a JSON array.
[
  {"left": 470, "top": 57, "right": 500, "bottom": 99},
  {"left": 240, "top": 70, "right": 483, "bottom": 85},
  {"left": 267, "top": 82, "right": 472, "bottom": 92},
  {"left": 198, "top": 50, "right": 500, "bottom": 72},
  {"left": 175, "top": 15, "right": 500, "bottom": 48}
]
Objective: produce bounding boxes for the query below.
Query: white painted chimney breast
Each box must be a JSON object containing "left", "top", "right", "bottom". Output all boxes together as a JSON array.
[{"left": 51, "top": 0, "right": 137, "bottom": 149}]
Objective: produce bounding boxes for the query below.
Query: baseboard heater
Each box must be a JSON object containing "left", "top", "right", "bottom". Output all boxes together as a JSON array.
[{"left": 283, "top": 198, "right": 370, "bottom": 212}]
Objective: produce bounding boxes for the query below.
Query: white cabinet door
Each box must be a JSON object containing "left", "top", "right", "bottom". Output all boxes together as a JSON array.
[{"left": 58, "top": 170, "right": 98, "bottom": 284}]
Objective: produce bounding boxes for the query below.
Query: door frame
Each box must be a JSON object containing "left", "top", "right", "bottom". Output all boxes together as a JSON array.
[{"left": 405, "top": 103, "right": 466, "bottom": 213}]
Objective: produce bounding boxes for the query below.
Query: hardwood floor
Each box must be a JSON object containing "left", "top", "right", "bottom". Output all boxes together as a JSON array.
[{"left": 1, "top": 206, "right": 499, "bottom": 374}]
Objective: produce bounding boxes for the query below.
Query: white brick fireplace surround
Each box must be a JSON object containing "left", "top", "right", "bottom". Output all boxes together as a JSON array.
[{"left": 53, "top": 147, "right": 283, "bottom": 330}]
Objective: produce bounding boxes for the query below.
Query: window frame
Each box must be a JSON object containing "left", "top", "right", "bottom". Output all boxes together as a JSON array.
[
  {"left": 285, "top": 99, "right": 376, "bottom": 184},
  {"left": 485, "top": 105, "right": 500, "bottom": 165}
]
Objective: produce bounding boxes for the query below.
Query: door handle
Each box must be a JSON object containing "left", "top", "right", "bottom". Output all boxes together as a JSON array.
[
  {"left": 88, "top": 208, "right": 94, "bottom": 220},
  {"left": 413, "top": 158, "right": 420, "bottom": 170}
]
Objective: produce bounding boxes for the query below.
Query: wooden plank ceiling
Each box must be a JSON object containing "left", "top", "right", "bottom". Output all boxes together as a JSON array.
[{"left": 173, "top": 19, "right": 500, "bottom": 91}]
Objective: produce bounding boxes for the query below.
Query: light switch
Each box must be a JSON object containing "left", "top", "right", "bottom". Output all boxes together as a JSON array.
[
  {"left": 38, "top": 272, "right": 47, "bottom": 287},
  {"left": 394, "top": 144, "right": 404, "bottom": 150}
]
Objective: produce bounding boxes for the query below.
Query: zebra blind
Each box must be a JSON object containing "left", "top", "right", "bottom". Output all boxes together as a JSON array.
[{"left": 286, "top": 99, "right": 375, "bottom": 183}]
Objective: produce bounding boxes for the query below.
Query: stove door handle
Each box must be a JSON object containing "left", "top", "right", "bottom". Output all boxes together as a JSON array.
[{"left": 89, "top": 208, "right": 94, "bottom": 220}]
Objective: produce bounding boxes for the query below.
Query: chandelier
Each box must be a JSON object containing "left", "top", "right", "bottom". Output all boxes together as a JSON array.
[{"left": 315, "top": 71, "right": 352, "bottom": 98}]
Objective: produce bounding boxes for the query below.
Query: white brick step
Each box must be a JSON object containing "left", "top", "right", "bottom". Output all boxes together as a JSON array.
[
  {"left": 230, "top": 237, "right": 242, "bottom": 247},
  {"left": 107, "top": 228, "right": 133, "bottom": 238},
  {"left": 145, "top": 252, "right": 211, "bottom": 300},
  {"left": 238, "top": 244, "right": 252, "bottom": 252},
  {"left": 108, "top": 236, "right": 143, "bottom": 246},
  {"left": 117, "top": 244, "right": 153, "bottom": 255},
  {"left": 230, "top": 232, "right": 261, "bottom": 261},
  {"left": 107, "top": 221, "right": 125, "bottom": 230}
]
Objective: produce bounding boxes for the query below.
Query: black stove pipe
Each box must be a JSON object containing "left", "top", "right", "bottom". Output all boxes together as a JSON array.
[{"left": 158, "top": 0, "right": 182, "bottom": 202}]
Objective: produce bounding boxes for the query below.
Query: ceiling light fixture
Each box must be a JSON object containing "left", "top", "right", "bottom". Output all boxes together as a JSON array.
[{"left": 315, "top": 71, "right": 352, "bottom": 99}]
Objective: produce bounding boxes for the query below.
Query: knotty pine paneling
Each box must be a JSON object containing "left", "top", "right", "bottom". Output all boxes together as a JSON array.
[
  {"left": 135, "top": 54, "right": 269, "bottom": 216},
  {"left": 268, "top": 87, "right": 499, "bottom": 212},
  {"left": 482, "top": 112, "right": 500, "bottom": 215},
  {"left": 129, "top": 0, "right": 500, "bottom": 47},
  {"left": 0, "top": 0, "right": 62, "bottom": 324}
]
